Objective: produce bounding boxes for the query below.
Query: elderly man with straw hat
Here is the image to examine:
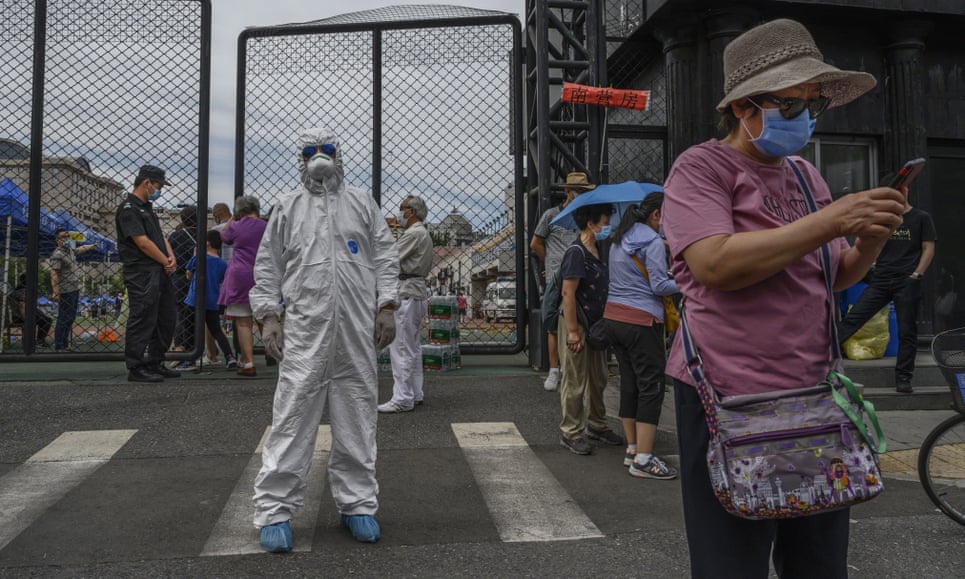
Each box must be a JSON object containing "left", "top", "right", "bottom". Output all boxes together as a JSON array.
[
  {"left": 661, "top": 19, "right": 904, "bottom": 577},
  {"left": 531, "top": 172, "right": 595, "bottom": 392}
]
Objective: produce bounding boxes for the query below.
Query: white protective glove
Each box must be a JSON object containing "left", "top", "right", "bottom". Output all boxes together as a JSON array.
[
  {"left": 261, "top": 315, "right": 284, "bottom": 361},
  {"left": 374, "top": 307, "right": 396, "bottom": 350}
]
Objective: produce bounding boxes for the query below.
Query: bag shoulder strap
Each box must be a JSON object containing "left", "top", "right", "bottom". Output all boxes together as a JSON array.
[
  {"left": 631, "top": 253, "right": 651, "bottom": 281},
  {"left": 786, "top": 159, "right": 843, "bottom": 363}
]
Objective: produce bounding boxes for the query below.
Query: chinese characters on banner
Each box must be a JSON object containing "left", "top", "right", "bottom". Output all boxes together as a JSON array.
[{"left": 562, "top": 82, "right": 650, "bottom": 111}]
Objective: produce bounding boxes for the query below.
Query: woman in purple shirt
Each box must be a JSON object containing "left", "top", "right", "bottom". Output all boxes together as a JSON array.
[
  {"left": 218, "top": 195, "right": 267, "bottom": 376},
  {"left": 662, "top": 19, "right": 904, "bottom": 577}
]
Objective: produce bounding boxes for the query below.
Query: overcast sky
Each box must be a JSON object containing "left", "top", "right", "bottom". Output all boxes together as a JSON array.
[{"left": 207, "top": 0, "right": 524, "bottom": 205}]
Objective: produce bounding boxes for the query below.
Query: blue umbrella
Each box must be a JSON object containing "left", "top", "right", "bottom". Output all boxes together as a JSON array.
[{"left": 550, "top": 181, "right": 663, "bottom": 230}]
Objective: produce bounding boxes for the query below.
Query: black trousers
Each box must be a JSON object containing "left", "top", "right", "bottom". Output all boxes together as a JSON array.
[
  {"left": 674, "top": 380, "right": 850, "bottom": 579},
  {"left": 201, "top": 308, "right": 233, "bottom": 359},
  {"left": 123, "top": 266, "right": 176, "bottom": 370},
  {"left": 173, "top": 280, "right": 195, "bottom": 351},
  {"left": 605, "top": 318, "right": 666, "bottom": 424},
  {"left": 838, "top": 276, "right": 920, "bottom": 382}
]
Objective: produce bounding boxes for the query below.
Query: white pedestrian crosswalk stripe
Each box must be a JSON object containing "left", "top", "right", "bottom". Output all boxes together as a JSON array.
[
  {"left": 201, "top": 425, "right": 331, "bottom": 556},
  {"left": 1, "top": 422, "right": 605, "bottom": 559},
  {"left": 0, "top": 430, "right": 137, "bottom": 551},
  {"left": 452, "top": 422, "right": 604, "bottom": 542}
]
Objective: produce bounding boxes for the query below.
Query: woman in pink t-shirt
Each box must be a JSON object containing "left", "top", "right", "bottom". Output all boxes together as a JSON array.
[{"left": 661, "top": 19, "right": 905, "bottom": 578}]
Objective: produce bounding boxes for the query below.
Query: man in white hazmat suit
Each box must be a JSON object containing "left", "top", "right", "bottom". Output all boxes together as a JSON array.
[{"left": 250, "top": 126, "right": 400, "bottom": 553}]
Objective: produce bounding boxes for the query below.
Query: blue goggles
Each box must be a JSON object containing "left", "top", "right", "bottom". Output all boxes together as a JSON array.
[{"left": 302, "top": 143, "right": 336, "bottom": 158}]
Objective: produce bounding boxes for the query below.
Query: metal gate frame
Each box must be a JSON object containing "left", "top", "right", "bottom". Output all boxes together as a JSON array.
[
  {"left": 235, "top": 10, "right": 526, "bottom": 355},
  {"left": 1, "top": 0, "right": 212, "bottom": 362}
]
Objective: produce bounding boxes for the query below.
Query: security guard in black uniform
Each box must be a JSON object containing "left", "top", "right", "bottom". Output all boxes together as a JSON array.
[{"left": 115, "top": 165, "right": 181, "bottom": 382}]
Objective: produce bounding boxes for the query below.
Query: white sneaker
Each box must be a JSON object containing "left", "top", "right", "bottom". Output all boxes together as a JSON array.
[
  {"left": 543, "top": 368, "right": 561, "bottom": 391},
  {"left": 378, "top": 401, "right": 414, "bottom": 413}
]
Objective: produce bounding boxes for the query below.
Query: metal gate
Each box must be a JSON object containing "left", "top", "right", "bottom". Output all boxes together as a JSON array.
[
  {"left": 0, "top": 0, "right": 211, "bottom": 360},
  {"left": 236, "top": 6, "right": 524, "bottom": 354}
]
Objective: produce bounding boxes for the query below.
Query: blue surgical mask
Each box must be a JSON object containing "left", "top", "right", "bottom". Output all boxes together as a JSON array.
[
  {"left": 595, "top": 225, "right": 612, "bottom": 241},
  {"left": 743, "top": 106, "right": 816, "bottom": 158},
  {"left": 148, "top": 188, "right": 162, "bottom": 201}
]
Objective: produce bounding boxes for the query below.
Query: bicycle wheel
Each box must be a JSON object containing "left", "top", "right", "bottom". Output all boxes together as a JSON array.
[{"left": 918, "top": 413, "right": 965, "bottom": 526}]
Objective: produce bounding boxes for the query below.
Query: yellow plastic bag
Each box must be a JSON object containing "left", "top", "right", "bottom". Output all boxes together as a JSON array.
[{"left": 843, "top": 306, "right": 890, "bottom": 360}]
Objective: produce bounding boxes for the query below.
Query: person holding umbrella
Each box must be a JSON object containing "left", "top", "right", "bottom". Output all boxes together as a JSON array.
[{"left": 531, "top": 172, "right": 594, "bottom": 392}]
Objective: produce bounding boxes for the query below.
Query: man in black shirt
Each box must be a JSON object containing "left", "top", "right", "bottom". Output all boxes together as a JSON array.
[
  {"left": 838, "top": 184, "right": 936, "bottom": 393},
  {"left": 115, "top": 165, "right": 181, "bottom": 382}
]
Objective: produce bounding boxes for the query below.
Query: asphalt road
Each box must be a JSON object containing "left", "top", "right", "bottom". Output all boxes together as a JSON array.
[{"left": 0, "top": 364, "right": 963, "bottom": 577}]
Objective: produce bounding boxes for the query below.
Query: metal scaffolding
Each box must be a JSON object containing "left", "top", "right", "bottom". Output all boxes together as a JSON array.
[{"left": 525, "top": 0, "right": 607, "bottom": 369}]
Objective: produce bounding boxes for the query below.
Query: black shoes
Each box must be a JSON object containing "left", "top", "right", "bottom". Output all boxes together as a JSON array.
[
  {"left": 896, "top": 380, "right": 913, "bottom": 394},
  {"left": 151, "top": 364, "right": 182, "bottom": 379},
  {"left": 560, "top": 435, "right": 593, "bottom": 455},
  {"left": 128, "top": 367, "right": 164, "bottom": 383},
  {"left": 584, "top": 425, "right": 626, "bottom": 446}
]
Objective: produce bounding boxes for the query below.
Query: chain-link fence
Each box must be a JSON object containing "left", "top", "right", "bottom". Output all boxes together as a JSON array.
[
  {"left": 1, "top": 0, "right": 210, "bottom": 360},
  {"left": 238, "top": 6, "right": 524, "bottom": 354}
]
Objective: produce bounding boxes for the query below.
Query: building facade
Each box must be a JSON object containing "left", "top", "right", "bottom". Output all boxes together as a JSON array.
[{"left": 604, "top": 0, "right": 965, "bottom": 335}]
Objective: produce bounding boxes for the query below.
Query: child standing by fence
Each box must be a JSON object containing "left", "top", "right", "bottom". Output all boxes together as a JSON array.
[{"left": 180, "top": 230, "right": 237, "bottom": 370}]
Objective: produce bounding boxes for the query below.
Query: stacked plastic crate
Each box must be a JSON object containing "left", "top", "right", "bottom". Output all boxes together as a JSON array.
[{"left": 424, "top": 295, "right": 461, "bottom": 371}]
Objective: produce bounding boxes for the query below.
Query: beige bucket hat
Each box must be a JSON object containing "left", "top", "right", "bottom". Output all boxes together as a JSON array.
[
  {"left": 557, "top": 172, "right": 596, "bottom": 191},
  {"left": 716, "top": 19, "right": 877, "bottom": 111}
]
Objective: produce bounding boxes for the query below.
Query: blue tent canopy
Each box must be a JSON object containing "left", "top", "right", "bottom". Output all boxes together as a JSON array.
[
  {"left": 0, "top": 178, "right": 117, "bottom": 262},
  {"left": 0, "top": 178, "right": 61, "bottom": 258}
]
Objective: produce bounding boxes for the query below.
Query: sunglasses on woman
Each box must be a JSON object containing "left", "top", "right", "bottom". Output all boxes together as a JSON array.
[{"left": 749, "top": 94, "right": 831, "bottom": 119}]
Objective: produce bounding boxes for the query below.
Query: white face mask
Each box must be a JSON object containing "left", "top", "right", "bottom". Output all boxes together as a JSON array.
[{"left": 307, "top": 154, "right": 336, "bottom": 180}]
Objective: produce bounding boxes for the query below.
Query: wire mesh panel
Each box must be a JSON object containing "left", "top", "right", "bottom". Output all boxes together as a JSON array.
[
  {"left": 238, "top": 7, "right": 523, "bottom": 353},
  {"left": 1, "top": 0, "right": 210, "bottom": 358},
  {"left": 607, "top": 137, "right": 665, "bottom": 185}
]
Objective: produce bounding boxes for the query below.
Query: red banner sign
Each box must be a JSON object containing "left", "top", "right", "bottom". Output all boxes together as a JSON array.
[{"left": 562, "top": 82, "right": 650, "bottom": 111}]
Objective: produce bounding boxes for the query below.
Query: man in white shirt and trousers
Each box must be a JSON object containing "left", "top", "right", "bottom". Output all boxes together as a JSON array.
[{"left": 379, "top": 195, "right": 434, "bottom": 413}]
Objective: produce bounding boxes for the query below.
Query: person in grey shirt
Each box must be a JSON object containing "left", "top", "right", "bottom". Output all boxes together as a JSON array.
[
  {"left": 379, "top": 195, "right": 434, "bottom": 413},
  {"left": 49, "top": 228, "right": 97, "bottom": 351},
  {"left": 530, "top": 172, "right": 595, "bottom": 391}
]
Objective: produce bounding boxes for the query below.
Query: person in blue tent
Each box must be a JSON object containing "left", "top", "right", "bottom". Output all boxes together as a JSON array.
[{"left": 48, "top": 228, "right": 97, "bottom": 352}]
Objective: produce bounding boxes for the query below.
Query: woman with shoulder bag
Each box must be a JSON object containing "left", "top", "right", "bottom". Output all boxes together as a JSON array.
[
  {"left": 557, "top": 202, "right": 624, "bottom": 455},
  {"left": 662, "top": 19, "right": 904, "bottom": 578},
  {"left": 603, "top": 192, "right": 679, "bottom": 480}
]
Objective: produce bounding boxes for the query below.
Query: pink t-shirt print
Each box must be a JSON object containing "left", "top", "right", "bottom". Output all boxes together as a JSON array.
[{"left": 662, "top": 140, "right": 849, "bottom": 396}]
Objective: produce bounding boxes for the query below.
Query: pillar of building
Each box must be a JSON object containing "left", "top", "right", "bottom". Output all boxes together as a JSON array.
[
  {"left": 655, "top": 23, "right": 698, "bottom": 163},
  {"left": 883, "top": 22, "right": 931, "bottom": 187},
  {"left": 702, "top": 9, "right": 759, "bottom": 142}
]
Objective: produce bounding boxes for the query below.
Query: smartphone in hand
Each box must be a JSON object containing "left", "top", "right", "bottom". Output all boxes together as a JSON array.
[{"left": 888, "top": 158, "right": 926, "bottom": 189}]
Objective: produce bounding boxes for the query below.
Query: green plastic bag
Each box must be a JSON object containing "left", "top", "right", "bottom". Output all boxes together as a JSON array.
[{"left": 843, "top": 306, "right": 890, "bottom": 360}]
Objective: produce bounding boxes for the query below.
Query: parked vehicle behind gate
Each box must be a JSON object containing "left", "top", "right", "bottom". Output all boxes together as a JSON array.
[{"left": 481, "top": 277, "right": 516, "bottom": 322}]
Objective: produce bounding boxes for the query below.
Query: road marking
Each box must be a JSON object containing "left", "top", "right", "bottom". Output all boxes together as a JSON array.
[
  {"left": 0, "top": 430, "right": 137, "bottom": 551},
  {"left": 201, "top": 425, "right": 331, "bottom": 556},
  {"left": 452, "top": 422, "right": 603, "bottom": 542}
]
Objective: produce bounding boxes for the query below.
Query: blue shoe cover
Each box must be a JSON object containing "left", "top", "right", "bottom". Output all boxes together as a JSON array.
[
  {"left": 260, "top": 520, "right": 293, "bottom": 553},
  {"left": 340, "top": 514, "right": 380, "bottom": 543}
]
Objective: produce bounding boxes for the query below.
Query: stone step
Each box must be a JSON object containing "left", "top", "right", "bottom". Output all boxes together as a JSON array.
[
  {"left": 845, "top": 351, "right": 961, "bottom": 411},
  {"left": 860, "top": 386, "right": 956, "bottom": 411}
]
